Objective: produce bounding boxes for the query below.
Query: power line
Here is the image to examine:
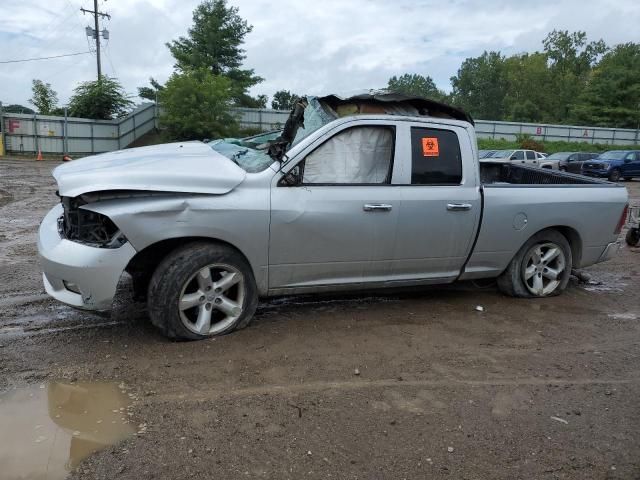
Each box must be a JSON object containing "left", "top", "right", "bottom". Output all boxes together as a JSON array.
[{"left": 0, "top": 51, "right": 92, "bottom": 64}]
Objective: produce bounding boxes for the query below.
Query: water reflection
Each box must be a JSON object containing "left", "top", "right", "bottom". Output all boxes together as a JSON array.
[{"left": 0, "top": 381, "right": 136, "bottom": 480}]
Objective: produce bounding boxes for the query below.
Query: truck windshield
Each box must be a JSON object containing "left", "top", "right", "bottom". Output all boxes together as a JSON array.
[
  {"left": 546, "top": 152, "right": 572, "bottom": 160},
  {"left": 487, "top": 150, "right": 513, "bottom": 158},
  {"left": 597, "top": 151, "right": 628, "bottom": 160},
  {"left": 208, "top": 131, "right": 281, "bottom": 173}
]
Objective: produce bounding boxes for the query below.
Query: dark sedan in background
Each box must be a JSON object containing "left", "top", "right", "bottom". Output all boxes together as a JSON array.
[{"left": 547, "top": 152, "right": 600, "bottom": 173}]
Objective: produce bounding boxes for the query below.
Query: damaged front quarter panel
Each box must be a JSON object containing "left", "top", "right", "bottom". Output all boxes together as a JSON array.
[{"left": 81, "top": 176, "right": 272, "bottom": 295}]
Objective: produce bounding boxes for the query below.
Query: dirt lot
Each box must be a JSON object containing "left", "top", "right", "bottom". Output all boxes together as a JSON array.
[{"left": 1, "top": 159, "right": 639, "bottom": 480}]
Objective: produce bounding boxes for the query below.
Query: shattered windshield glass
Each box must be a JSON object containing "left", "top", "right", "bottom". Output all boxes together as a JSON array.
[{"left": 208, "top": 131, "right": 280, "bottom": 173}]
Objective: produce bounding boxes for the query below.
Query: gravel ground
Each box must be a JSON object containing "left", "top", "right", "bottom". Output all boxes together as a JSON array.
[{"left": 1, "top": 159, "right": 639, "bottom": 480}]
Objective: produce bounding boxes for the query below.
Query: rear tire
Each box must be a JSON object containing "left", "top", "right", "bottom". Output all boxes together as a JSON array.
[
  {"left": 147, "top": 242, "right": 258, "bottom": 340},
  {"left": 624, "top": 177, "right": 633, "bottom": 181},
  {"left": 497, "top": 229, "right": 572, "bottom": 298},
  {"left": 626, "top": 228, "right": 640, "bottom": 247},
  {"left": 609, "top": 169, "right": 622, "bottom": 182}
]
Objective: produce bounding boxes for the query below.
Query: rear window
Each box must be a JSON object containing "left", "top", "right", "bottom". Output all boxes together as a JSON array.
[{"left": 410, "top": 127, "right": 462, "bottom": 184}]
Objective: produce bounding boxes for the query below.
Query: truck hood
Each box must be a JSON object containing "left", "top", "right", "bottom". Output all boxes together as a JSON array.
[{"left": 53, "top": 141, "right": 247, "bottom": 197}]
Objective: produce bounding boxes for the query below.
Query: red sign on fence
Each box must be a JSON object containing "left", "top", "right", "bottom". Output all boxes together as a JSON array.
[{"left": 8, "top": 119, "right": 20, "bottom": 133}]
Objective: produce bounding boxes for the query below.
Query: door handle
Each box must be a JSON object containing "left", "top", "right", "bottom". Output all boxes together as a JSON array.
[
  {"left": 447, "top": 203, "right": 472, "bottom": 212},
  {"left": 363, "top": 204, "right": 393, "bottom": 212}
]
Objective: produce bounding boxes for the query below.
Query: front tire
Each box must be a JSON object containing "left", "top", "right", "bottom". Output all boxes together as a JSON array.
[
  {"left": 147, "top": 242, "right": 258, "bottom": 340},
  {"left": 497, "top": 230, "right": 572, "bottom": 298},
  {"left": 609, "top": 169, "right": 622, "bottom": 182}
]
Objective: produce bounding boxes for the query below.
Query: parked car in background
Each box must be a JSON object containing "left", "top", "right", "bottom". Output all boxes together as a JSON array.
[
  {"left": 547, "top": 152, "right": 600, "bottom": 173},
  {"left": 582, "top": 150, "right": 640, "bottom": 181},
  {"left": 481, "top": 149, "right": 556, "bottom": 169},
  {"left": 478, "top": 149, "right": 498, "bottom": 159}
]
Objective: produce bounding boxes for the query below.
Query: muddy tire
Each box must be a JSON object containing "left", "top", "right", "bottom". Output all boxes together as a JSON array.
[
  {"left": 626, "top": 228, "right": 640, "bottom": 247},
  {"left": 147, "top": 242, "right": 258, "bottom": 340},
  {"left": 497, "top": 229, "right": 572, "bottom": 298},
  {"left": 609, "top": 168, "right": 622, "bottom": 182}
]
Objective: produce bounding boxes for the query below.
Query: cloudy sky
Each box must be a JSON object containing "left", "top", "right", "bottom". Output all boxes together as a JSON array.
[{"left": 1, "top": 0, "right": 639, "bottom": 108}]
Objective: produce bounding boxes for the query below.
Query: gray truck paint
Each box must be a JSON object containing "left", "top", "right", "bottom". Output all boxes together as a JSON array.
[{"left": 38, "top": 115, "right": 628, "bottom": 311}]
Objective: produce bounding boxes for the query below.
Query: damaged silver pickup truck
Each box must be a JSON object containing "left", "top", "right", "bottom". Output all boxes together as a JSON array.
[{"left": 38, "top": 91, "right": 629, "bottom": 340}]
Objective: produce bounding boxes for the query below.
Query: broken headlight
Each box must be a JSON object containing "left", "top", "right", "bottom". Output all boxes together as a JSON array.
[{"left": 58, "top": 196, "right": 127, "bottom": 248}]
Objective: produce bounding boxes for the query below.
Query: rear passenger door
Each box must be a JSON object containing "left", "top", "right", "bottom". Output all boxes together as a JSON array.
[
  {"left": 525, "top": 150, "right": 539, "bottom": 167},
  {"left": 389, "top": 123, "right": 481, "bottom": 282}
]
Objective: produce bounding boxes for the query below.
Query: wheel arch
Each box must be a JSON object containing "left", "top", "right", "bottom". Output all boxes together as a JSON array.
[
  {"left": 125, "top": 236, "right": 262, "bottom": 294},
  {"left": 518, "top": 225, "right": 582, "bottom": 268}
]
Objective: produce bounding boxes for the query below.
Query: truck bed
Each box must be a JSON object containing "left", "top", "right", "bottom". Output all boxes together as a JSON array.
[
  {"left": 461, "top": 162, "right": 628, "bottom": 281},
  {"left": 480, "top": 163, "right": 609, "bottom": 186}
]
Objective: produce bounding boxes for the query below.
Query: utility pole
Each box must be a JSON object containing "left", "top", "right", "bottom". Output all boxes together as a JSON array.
[{"left": 81, "top": 0, "right": 110, "bottom": 80}]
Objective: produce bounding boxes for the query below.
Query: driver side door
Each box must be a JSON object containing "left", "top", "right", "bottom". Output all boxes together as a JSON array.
[{"left": 268, "top": 122, "right": 401, "bottom": 293}]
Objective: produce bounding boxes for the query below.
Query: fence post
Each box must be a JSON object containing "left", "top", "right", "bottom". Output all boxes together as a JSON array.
[
  {"left": 90, "top": 123, "right": 94, "bottom": 154},
  {"left": 0, "top": 101, "right": 5, "bottom": 156},
  {"left": 132, "top": 113, "right": 137, "bottom": 142},
  {"left": 63, "top": 108, "right": 68, "bottom": 155},
  {"left": 33, "top": 113, "right": 39, "bottom": 154},
  {"left": 117, "top": 120, "right": 121, "bottom": 150}
]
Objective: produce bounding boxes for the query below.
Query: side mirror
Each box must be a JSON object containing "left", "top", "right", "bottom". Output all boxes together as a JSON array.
[
  {"left": 510, "top": 155, "right": 518, "bottom": 161},
  {"left": 279, "top": 165, "right": 302, "bottom": 186}
]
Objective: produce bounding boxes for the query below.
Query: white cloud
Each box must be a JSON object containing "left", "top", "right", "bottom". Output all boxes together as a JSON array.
[{"left": 1, "top": 0, "right": 639, "bottom": 107}]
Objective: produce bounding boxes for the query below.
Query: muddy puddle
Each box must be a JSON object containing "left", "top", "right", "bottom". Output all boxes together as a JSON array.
[{"left": 0, "top": 381, "right": 136, "bottom": 480}]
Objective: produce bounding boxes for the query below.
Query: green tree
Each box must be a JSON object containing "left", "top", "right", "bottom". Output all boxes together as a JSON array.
[
  {"left": 542, "top": 30, "right": 608, "bottom": 120},
  {"left": 167, "top": 0, "right": 263, "bottom": 107},
  {"left": 68, "top": 77, "right": 133, "bottom": 120},
  {"left": 387, "top": 74, "right": 446, "bottom": 101},
  {"left": 503, "top": 52, "right": 553, "bottom": 122},
  {"left": 450, "top": 51, "right": 507, "bottom": 120},
  {"left": 160, "top": 68, "right": 237, "bottom": 140},
  {"left": 138, "top": 77, "right": 165, "bottom": 102},
  {"left": 2, "top": 104, "right": 35, "bottom": 114},
  {"left": 571, "top": 43, "right": 640, "bottom": 128},
  {"left": 29, "top": 79, "right": 58, "bottom": 115},
  {"left": 271, "top": 90, "right": 299, "bottom": 110}
]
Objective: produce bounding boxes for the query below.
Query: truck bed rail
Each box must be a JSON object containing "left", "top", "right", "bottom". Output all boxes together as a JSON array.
[{"left": 481, "top": 163, "right": 610, "bottom": 186}]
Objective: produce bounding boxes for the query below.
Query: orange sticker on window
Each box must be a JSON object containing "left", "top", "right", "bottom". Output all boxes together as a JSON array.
[{"left": 422, "top": 137, "right": 439, "bottom": 157}]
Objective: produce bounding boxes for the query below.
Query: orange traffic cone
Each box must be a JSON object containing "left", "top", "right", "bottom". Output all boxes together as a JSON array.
[
  {"left": 62, "top": 154, "right": 72, "bottom": 162},
  {"left": 36, "top": 148, "right": 43, "bottom": 161}
]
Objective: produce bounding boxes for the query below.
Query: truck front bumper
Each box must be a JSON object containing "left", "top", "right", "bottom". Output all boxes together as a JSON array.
[
  {"left": 582, "top": 170, "right": 609, "bottom": 178},
  {"left": 37, "top": 204, "right": 137, "bottom": 311}
]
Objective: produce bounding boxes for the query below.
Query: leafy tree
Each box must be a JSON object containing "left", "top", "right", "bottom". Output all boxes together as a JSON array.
[
  {"left": 503, "top": 52, "right": 553, "bottom": 122},
  {"left": 2, "top": 104, "right": 35, "bottom": 114},
  {"left": 138, "top": 77, "right": 165, "bottom": 101},
  {"left": 387, "top": 74, "right": 446, "bottom": 101},
  {"left": 68, "top": 77, "right": 133, "bottom": 120},
  {"left": 542, "top": 30, "right": 608, "bottom": 120},
  {"left": 571, "top": 43, "right": 640, "bottom": 128},
  {"left": 166, "top": 0, "right": 263, "bottom": 107},
  {"left": 271, "top": 90, "right": 299, "bottom": 110},
  {"left": 160, "top": 68, "right": 237, "bottom": 140},
  {"left": 450, "top": 51, "right": 507, "bottom": 120},
  {"left": 29, "top": 79, "right": 58, "bottom": 115}
]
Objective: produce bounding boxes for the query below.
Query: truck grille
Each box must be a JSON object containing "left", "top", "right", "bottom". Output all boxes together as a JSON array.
[
  {"left": 583, "top": 162, "right": 605, "bottom": 170},
  {"left": 60, "top": 197, "right": 121, "bottom": 247}
]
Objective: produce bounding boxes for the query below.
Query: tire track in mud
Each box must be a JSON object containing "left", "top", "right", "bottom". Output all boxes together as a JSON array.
[{"left": 0, "top": 188, "right": 15, "bottom": 208}]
